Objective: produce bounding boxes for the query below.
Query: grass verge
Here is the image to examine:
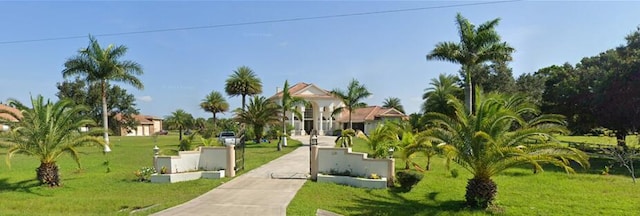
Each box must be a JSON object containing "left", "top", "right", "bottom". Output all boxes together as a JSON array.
[{"left": 0, "top": 134, "right": 301, "bottom": 215}]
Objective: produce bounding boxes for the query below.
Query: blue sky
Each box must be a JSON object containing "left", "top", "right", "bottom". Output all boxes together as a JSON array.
[{"left": 1, "top": 1, "right": 639, "bottom": 119}]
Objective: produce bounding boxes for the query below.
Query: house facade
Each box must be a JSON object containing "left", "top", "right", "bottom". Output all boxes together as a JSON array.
[
  {"left": 269, "top": 82, "right": 407, "bottom": 135},
  {"left": 0, "top": 104, "right": 21, "bottom": 131},
  {"left": 116, "top": 114, "right": 163, "bottom": 136}
]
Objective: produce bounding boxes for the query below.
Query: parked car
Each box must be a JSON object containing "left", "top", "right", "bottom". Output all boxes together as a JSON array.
[
  {"left": 156, "top": 130, "right": 168, "bottom": 135},
  {"left": 218, "top": 131, "right": 237, "bottom": 146}
]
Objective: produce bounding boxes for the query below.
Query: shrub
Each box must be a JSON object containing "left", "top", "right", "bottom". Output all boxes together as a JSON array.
[
  {"left": 396, "top": 170, "right": 423, "bottom": 190},
  {"left": 333, "top": 129, "right": 343, "bottom": 136},
  {"left": 134, "top": 167, "right": 156, "bottom": 182}
]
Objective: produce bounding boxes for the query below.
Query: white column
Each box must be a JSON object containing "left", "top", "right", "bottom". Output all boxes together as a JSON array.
[
  {"left": 300, "top": 105, "right": 306, "bottom": 135},
  {"left": 329, "top": 106, "right": 334, "bottom": 132},
  {"left": 319, "top": 106, "right": 324, "bottom": 135},
  {"left": 290, "top": 112, "right": 295, "bottom": 135}
]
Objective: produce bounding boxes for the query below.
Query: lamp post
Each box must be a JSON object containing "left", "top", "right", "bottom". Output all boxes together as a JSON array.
[
  {"left": 310, "top": 135, "right": 318, "bottom": 146},
  {"left": 388, "top": 147, "right": 394, "bottom": 159},
  {"left": 309, "top": 134, "right": 318, "bottom": 175},
  {"left": 153, "top": 145, "right": 160, "bottom": 172}
]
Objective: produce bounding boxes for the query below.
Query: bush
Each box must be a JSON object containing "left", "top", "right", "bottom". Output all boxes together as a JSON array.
[
  {"left": 333, "top": 129, "right": 343, "bottom": 136},
  {"left": 134, "top": 167, "right": 156, "bottom": 182},
  {"left": 396, "top": 170, "right": 423, "bottom": 190}
]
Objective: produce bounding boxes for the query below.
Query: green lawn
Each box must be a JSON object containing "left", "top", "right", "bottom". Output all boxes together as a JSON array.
[
  {"left": 556, "top": 135, "right": 639, "bottom": 147},
  {"left": 289, "top": 137, "right": 640, "bottom": 215},
  {"left": 0, "top": 134, "right": 301, "bottom": 215}
]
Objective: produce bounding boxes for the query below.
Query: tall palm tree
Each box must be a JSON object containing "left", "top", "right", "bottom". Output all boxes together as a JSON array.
[
  {"left": 62, "top": 35, "right": 143, "bottom": 151},
  {"left": 427, "top": 13, "right": 514, "bottom": 113},
  {"left": 424, "top": 93, "right": 589, "bottom": 208},
  {"left": 200, "top": 91, "right": 229, "bottom": 126},
  {"left": 422, "top": 74, "right": 462, "bottom": 116},
  {"left": 225, "top": 66, "right": 263, "bottom": 111},
  {"left": 382, "top": 97, "right": 405, "bottom": 114},
  {"left": 164, "top": 109, "right": 193, "bottom": 141},
  {"left": 235, "top": 96, "right": 280, "bottom": 143},
  {"left": 278, "top": 80, "right": 307, "bottom": 151},
  {"left": 0, "top": 96, "right": 104, "bottom": 187},
  {"left": 331, "top": 79, "right": 372, "bottom": 129}
]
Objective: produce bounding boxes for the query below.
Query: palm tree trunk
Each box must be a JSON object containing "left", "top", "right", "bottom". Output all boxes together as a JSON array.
[
  {"left": 426, "top": 156, "right": 432, "bottom": 171},
  {"left": 465, "top": 76, "right": 474, "bottom": 114},
  {"left": 213, "top": 113, "right": 217, "bottom": 126},
  {"left": 101, "top": 80, "right": 110, "bottom": 149},
  {"left": 179, "top": 126, "right": 183, "bottom": 141},
  {"left": 465, "top": 176, "right": 497, "bottom": 208},
  {"left": 348, "top": 109, "right": 353, "bottom": 129},
  {"left": 278, "top": 112, "right": 285, "bottom": 151},
  {"left": 37, "top": 162, "right": 60, "bottom": 187},
  {"left": 241, "top": 94, "right": 246, "bottom": 111}
]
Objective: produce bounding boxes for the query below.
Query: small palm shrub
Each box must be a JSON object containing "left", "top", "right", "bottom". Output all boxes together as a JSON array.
[
  {"left": 134, "top": 167, "right": 156, "bottom": 182},
  {"left": 396, "top": 170, "right": 424, "bottom": 190}
]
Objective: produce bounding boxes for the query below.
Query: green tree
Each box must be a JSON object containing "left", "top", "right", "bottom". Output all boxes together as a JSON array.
[
  {"left": 424, "top": 93, "right": 588, "bottom": 208},
  {"left": 401, "top": 131, "right": 437, "bottom": 171},
  {"left": 62, "top": 35, "right": 143, "bottom": 150},
  {"left": 476, "top": 61, "right": 516, "bottom": 94},
  {"left": 358, "top": 124, "right": 399, "bottom": 158},
  {"left": 427, "top": 13, "right": 514, "bottom": 113},
  {"left": 56, "top": 78, "right": 140, "bottom": 135},
  {"left": 200, "top": 91, "right": 229, "bottom": 126},
  {"left": 278, "top": 80, "right": 307, "bottom": 151},
  {"left": 164, "top": 109, "right": 193, "bottom": 141},
  {"left": 225, "top": 66, "right": 263, "bottom": 111},
  {"left": 515, "top": 72, "right": 546, "bottom": 106},
  {"left": 422, "top": 74, "right": 462, "bottom": 116},
  {"left": 0, "top": 96, "right": 104, "bottom": 187},
  {"left": 330, "top": 79, "right": 372, "bottom": 129},
  {"left": 235, "top": 96, "right": 280, "bottom": 143},
  {"left": 382, "top": 97, "right": 405, "bottom": 114}
]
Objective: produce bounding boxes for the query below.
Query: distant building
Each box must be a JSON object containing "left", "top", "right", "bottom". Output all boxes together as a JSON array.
[
  {"left": 269, "top": 82, "right": 407, "bottom": 135},
  {"left": 115, "top": 114, "right": 163, "bottom": 136},
  {"left": 0, "top": 104, "right": 22, "bottom": 131}
]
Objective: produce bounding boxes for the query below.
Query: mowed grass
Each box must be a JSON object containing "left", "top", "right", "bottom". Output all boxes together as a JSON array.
[
  {"left": 0, "top": 134, "right": 301, "bottom": 215},
  {"left": 288, "top": 137, "right": 640, "bottom": 215},
  {"left": 556, "top": 135, "right": 639, "bottom": 147}
]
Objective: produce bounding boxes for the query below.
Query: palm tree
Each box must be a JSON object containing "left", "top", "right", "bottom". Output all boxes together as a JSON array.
[
  {"left": 422, "top": 74, "right": 462, "bottom": 116},
  {"left": 62, "top": 35, "right": 143, "bottom": 151},
  {"left": 225, "top": 66, "right": 263, "bottom": 111},
  {"left": 331, "top": 79, "right": 372, "bottom": 129},
  {"left": 164, "top": 109, "right": 193, "bottom": 141},
  {"left": 235, "top": 96, "right": 280, "bottom": 143},
  {"left": 0, "top": 96, "right": 104, "bottom": 187},
  {"left": 200, "top": 91, "right": 229, "bottom": 126},
  {"left": 278, "top": 80, "right": 307, "bottom": 151},
  {"left": 427, "top": 13, "right": 514, "bottom": 113},
  {"left": 358, "top": 124, "right": 399, "bottom": 158},
  {"left": 423, "top": 93, "right": 589, "bottom": 208},
  {"left": 401, "top": 131, "right": 437, "bottom": 171},
  {"left": 382, "top": 97, "right": 405, "bottom": 114}
]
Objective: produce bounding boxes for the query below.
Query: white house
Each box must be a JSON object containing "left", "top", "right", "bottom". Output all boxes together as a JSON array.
[
  {"left": 115, "top": 114, "right": 163, "bottom": 136},
  {"left": 269, "top": 82, "right": 407, "bottom": 135},
  {"left": 0, "top": 104, "right": 21, "bottom": 131}
]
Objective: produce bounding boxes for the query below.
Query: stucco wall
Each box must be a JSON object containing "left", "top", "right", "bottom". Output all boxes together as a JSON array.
[
  {"left": 198, "top": 147, "right": 228, "bottom": 170},
  {"left": 316, "top": 148, "right": 391, "bottom": 178},
  {"left": 155, "top": 147, "right": 228, "bottom": 174}
]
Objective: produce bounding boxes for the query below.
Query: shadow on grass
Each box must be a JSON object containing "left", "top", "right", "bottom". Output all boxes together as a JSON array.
[
  {"left": 341, "top": 187, "right": 481, "bottom": 216},
  {"left": 0, "top": 178, "right": 46, "bottom": 196}
]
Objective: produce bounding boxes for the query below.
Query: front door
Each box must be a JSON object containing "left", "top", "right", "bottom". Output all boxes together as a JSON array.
[{"left": 304, "top": 120, "right": 314, "bottom": 135}]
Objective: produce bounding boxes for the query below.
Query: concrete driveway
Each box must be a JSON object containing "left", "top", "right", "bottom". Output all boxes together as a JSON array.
[{"left": 152, "top": 135, "right": 336, "bottom": 216}]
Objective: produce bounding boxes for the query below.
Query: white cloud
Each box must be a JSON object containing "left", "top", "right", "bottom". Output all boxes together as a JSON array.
[{"left": 137, "top": 95, "right": 153, "bottom": 103}]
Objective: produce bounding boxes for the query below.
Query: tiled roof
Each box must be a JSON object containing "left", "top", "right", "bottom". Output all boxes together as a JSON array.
[
  {"left": 336, "top": 106, "right": 407, "bottom": 122},
  {"left": 269, "top": 82, "right": 335, "bottom": 100},
  {"left": 0, "top": 104, "right": 22, "bottom": 122},
  {"left": 114, "top": 113, "right": 158, "bottom": 124}
]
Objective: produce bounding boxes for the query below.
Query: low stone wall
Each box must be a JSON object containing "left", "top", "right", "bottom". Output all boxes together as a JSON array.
[
  {"left": 311, "top": 147, "right": 394, "bottom": 187},
  {"left": 154, "top": 146, "right": 234, "bottom": 177}
]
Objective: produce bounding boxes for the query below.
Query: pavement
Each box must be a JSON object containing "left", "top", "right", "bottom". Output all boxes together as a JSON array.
[{"left": 152, "top": 135, "right": 337, "bottom": 216}]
